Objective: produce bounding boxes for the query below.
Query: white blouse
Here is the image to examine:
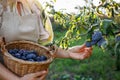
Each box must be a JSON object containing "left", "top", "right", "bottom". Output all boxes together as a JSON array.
[{"left": 0, "top": 0, "right": 53, "bottom": 45}]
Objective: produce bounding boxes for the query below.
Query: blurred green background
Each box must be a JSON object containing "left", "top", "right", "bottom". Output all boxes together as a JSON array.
[{"left": 46, "top": 22, "right": 120, "bottom": 80}]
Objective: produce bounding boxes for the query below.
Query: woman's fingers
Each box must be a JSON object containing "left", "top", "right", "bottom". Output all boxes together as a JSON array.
[
  {"left": 19, "top": 71, "right": 47, "bottom": 80},
  {"left": 85, "top": 47, "right": 92, "bottom": 50},
  {"left": 82, "top": 49, "right": 92, "bottom": 59},
  {"left": 36, "top": 69, "right": 48, "bottom": 80},
  {"left": 39, "top": 74, "right": 47, "bottom": 80},
  {"left": 32, "top": 71, "right": 47, "bottom": 78},
  {"left": 85, "top": 47, "right": 93, "bottom": 53},
  {"left": 69, "top": 47, "right": 92, "bottom": 60}
]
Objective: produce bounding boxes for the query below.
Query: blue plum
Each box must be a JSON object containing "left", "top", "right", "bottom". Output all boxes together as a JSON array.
[
  {"left": 91, "top": 40, "right": 98, "bottom": 45},
  {"left": 85, "top": 41, "right": 92, "bottom": 47},
  {"left": 40, "top": 55, "right": 47, "bottom": 61},
  {"left": 36, "top": 56, "right": 47, "bottom": 62},
  {"left": 115, "top": 36, "right": 120, "bottom": 42},
  {"left": 21, "top": 56, "right": 27, "bottom": 60},
  {"left": 97, "top": 37, "right": 107, "bottom": 47},
  {"left": 18, "top": 49, "right": 26, "bottom": 55},
  {"left": 8, "top": 48, "right": 47, "bottom": 62},
  {"left": 26, "top": 53, "right": 37, "bottom": 59},
  {"left": 14, "top": 53, "right": 21, "bottom": 59},
  {"left": 28, "top": 59, "right": 35, "bottom": 62},
  {"left": 92, "top": 31, "right": 102, "bottom": 41}
]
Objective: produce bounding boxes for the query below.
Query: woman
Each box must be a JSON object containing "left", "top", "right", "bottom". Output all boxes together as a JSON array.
[{"left": 0, "top": 0, "right": 92, "bottom": 80}]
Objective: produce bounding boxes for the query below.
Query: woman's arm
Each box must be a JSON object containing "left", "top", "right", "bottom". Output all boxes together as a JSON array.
[
  {"left": 53, "top": 47, "right": 70, "bottom": 58},
  {"left": 53, "top": 44, "right": 92, "bottom": 60},
  {"left": 0, "top": 63, "right": 48, "bottom": 80},
  {"left": 0, "top": 63, "right": 18, "bottom": 80}
]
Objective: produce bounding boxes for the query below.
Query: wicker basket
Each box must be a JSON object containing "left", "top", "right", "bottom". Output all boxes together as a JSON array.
[{"left": 0, "top": 38, "right": 53, "bottom": 77}]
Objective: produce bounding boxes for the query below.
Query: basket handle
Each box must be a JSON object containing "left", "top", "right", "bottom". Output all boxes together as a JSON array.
[
  {"left": 0, "top": 37, "right": 7, "bottom": 54},
  {"left": 47, "top": 44, "right": 58, "bottom": 58}
]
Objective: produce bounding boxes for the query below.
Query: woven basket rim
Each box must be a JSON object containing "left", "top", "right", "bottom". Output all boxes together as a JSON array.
[
  {"left": 6, "top": 40, "right": 50, "bottom": 51},
  {"left": 3, "top": 40, "right": 53, "bottom": 64}
]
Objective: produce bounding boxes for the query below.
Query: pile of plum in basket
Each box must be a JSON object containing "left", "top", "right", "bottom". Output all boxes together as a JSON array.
[{"left": 8, "top": 49, "right": 47, "bottom": 62}]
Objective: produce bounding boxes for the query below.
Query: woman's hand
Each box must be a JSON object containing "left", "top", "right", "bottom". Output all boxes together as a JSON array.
[
  {"left": 68, "top": 44, "right": 92, "bottom": 60},
  {"left": 0, "top": 62, "right": 48, "bottom": 80},
  {"left": 19, "top": 70, "right": 48, "bottom": 80},
  {"left": 49, "top": 44, "right": 92, "bottom": 60},
  {"left": 47, "top": 43, "right": 92, "bottom": 60}
]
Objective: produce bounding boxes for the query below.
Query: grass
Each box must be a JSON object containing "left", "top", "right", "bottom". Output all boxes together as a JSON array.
[{"left": 46, "top": 30, "right": 120, "bottom": 80}]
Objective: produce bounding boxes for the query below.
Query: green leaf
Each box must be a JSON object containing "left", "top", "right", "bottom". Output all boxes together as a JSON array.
[
  {"left": 100, "top": 19, "right": 113, "bottom": 35},
  {"left": 111, "top": 8, "right": 114, "bottom": 17},
  {"left": 101, "top": 0, "right": 106, "bottom": 3},
  {"left": 114, "top": 41, "right": 120, "bottom": 55},
  {"left": 53, "top": 0, "right": 56, "bottom": 2},
  {"left": 114, "top": 41, "right": 120, "bottom": 70}
]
